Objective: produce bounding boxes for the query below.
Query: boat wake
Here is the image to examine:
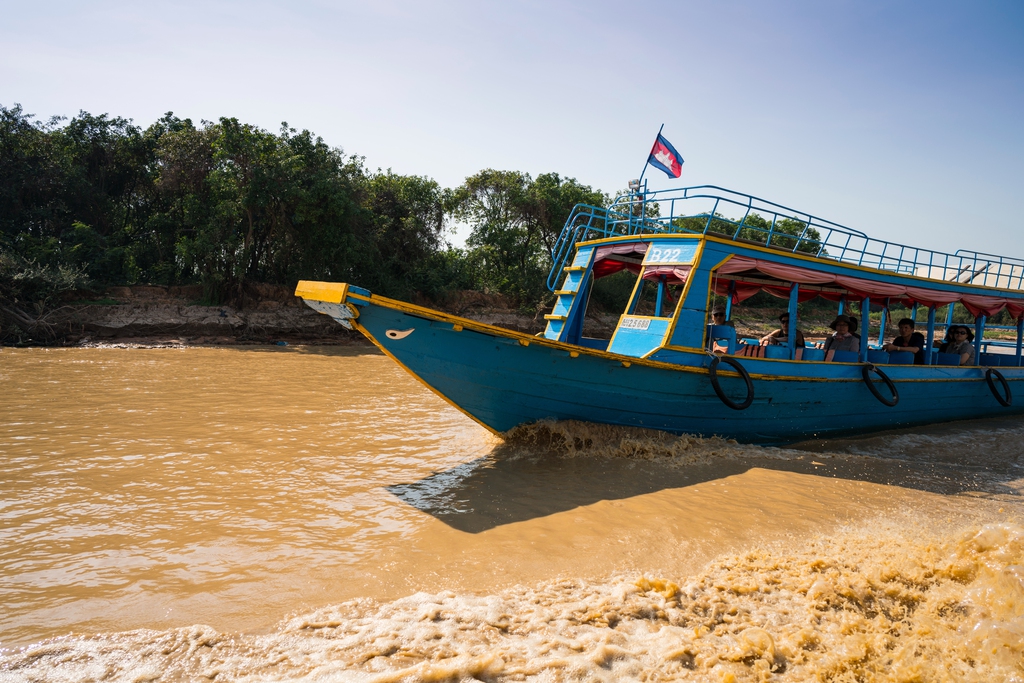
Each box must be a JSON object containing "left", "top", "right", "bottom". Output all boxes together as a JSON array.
[
  {"left": 500, "top": 419, "right": 776, "bottom": 465},
  {"left": 4, "top": 517, "right": 1021, "bottom": 682}
]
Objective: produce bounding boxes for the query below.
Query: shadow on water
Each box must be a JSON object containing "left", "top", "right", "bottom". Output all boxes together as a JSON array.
[
  {"left": 388, "top": 416, "right": 1024, "bottom": 534},
  {"left": 388, "top": 450, "right": 755, "bottom": 534}
]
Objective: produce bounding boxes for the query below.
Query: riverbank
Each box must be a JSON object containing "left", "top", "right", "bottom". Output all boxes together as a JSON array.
[{"left": 7, "top": 285, "right": 563, "bottom": 347}]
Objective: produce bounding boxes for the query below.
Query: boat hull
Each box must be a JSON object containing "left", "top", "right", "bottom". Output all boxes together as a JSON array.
[{"left": 325, "top": 294, "right": 1024, "bottom": 444}]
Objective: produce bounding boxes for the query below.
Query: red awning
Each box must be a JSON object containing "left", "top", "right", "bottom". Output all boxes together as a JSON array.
[
  {"left": 641, "top": 265, "right": 692, "bottom": 283},
  {"left": 713, "top": 280, "right": 820, "bottom": 303},
  {"left": 716, "top": 256, "right": 1024, "bottom": 318},
  {"left": 594, "top": 242, "right": 648, "bottom": 261}
]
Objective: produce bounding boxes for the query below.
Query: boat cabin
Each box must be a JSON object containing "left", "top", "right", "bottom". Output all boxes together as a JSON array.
[{"left": 543, "top": 186, "right": 1024, "bottom": 369}]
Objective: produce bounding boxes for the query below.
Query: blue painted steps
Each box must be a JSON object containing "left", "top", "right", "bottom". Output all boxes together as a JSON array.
[{"left": 544, "top": 246, "right": 596, "bottom": 341}]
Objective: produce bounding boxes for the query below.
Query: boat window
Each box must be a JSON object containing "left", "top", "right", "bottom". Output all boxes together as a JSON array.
[
  {"left": 579, "top": 269, "right": 683, "bottom": 340},
  {"left": 581, "top": 270, "right": 634, "bottom": 340},
  {"left": 631, "top": 277, "right": 683, "bottom": 317}
]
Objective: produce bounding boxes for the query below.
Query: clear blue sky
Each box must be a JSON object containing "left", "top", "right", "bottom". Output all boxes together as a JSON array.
[{"left": 2, "top": 0, "right": 1022, "bottom": 254}]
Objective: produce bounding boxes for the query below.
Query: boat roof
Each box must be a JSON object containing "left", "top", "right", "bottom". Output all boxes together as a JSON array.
[{"left": 548, "top": 185, "right": 1024, "bottom": 294}]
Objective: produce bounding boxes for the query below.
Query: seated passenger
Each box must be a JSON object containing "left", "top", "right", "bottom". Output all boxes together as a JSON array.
[
  {"left": 708, "top": 305, "right": 736, "bottom": 353},
  {"left": 760, "top": 312, "right": 805, "bottom": 347},
  {"left": 945, "top": 325, "right": 976, "bottom": 366},
  {"left": 883, "top": 318, "right": 926, "bottom": 364},
  {"left": 710, "top": 304, "right": 734, "bottom": 327},
  {"left": 823, "top": 315, "right": 860, "bottom": 353}
]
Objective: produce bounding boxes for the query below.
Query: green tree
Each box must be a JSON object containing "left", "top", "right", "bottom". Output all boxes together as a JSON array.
[
  {"left": 450, "top": 170, "right": 604, "bottom": 305},
  {"left": 527, "top": 172, "right": 607, "bottom": 256},
  {"left": 450, "top": 169, "right": 539, "bottom": 303},
  {"left": 0, "top": 104, "right": 59, "bottom": 250},
  {"left": 360, "top": 171, "right": 447, "bottom": 297}
]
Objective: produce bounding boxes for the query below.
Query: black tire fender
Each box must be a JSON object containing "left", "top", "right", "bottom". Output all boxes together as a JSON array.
[
  {"left": 708, "top": 356, "right": 754, "bottom": 410},
  {"left": 861, "top": 363, "right": 899, "bottom": 407},
  {"left": 985, "top": 367, "right": 1012, "bottom": 407}
]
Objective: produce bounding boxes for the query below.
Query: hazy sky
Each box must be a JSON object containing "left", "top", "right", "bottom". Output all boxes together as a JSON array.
[{"left": 3, "top": 0, "right": 1022, "bottom": 253}]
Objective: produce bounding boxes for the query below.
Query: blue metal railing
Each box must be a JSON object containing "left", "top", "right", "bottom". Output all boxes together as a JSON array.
[
  {"left": 547, "top": 185, "right": 1024, "bottom": 293},
  {"left": 546, "top": 204, "right": 619, "bottom": 291}
]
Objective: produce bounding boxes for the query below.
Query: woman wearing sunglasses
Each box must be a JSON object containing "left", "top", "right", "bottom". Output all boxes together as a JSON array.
[{"left": 944, "top": 326, "right": 975, "bottom": 366}]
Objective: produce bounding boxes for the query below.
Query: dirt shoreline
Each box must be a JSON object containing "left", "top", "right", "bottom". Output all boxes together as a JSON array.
[{"left": 8, "top": 284, "right": 557, "bottom": 348}]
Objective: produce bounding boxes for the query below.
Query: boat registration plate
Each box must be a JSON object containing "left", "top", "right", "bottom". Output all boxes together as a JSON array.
[
  {"left": 643, "top": 243, "right": 698, "bottom": 266},
  {"left": 620, "top": 317, "right": 651, "bottom": 330}
]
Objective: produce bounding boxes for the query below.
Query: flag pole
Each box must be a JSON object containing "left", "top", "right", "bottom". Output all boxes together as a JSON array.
[{"left": 637, "top": 123, "right": 664, "bottom": 185}]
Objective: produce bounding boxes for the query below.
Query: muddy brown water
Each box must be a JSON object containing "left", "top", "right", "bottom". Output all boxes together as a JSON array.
[{"left": 1, "top": 347, "right": 1022, "bottom": 681}]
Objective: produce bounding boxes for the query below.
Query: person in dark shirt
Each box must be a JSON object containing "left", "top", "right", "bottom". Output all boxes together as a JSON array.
[{"left": 883, "top": 318, "right": 926, "bottom": 364}]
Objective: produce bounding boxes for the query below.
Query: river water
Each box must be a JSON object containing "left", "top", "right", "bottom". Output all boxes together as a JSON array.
[{"left": 1, "top": 346, "right": 1022, "bottom": 682}]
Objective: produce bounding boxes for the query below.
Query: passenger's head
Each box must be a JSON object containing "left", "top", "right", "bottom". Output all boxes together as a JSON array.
[
  {"left": 712, "top": 305, "right": 726, "bottom": 323},
  {"left": 898, "top": 318, "right": 915, "bottom": 336},
  {"left": 827, "top": 315, "right": 851, "bottom": 335},
  {"left": 830, "top": 314, "right": 855, "bottom": 335},
  {"left": 779, "top": 312, "right": 792, "bottom": 326},
  {"left": 953, "top": 325, "right": 974, "bottom": 342}
]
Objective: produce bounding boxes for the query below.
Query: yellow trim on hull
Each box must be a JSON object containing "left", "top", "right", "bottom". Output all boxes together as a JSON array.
[
  {"left": 297, "top": 282, "right": 997, "bottom": 387},
  {"left": 366, "top": 291, "right": 726, "bottom": 378}
]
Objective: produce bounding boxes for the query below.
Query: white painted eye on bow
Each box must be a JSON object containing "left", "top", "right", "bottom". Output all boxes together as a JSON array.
[{"left": 385, "top": 328, "right": 415, "bottom": 340}]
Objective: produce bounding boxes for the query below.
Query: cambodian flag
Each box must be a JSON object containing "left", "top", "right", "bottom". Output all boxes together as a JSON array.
[{"left": 648, "top": 134, "right": 683, "bottom": 179}]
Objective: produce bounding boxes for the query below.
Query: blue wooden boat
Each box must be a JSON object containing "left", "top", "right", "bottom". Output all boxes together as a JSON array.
[{"left": 295, "top": 183, "right": 1024, "bottom": 444}]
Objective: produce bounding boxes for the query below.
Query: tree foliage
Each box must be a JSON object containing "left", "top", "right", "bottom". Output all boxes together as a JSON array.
[
  {"left": 449, "top": 169, "right": 605, "bottom": 304},
  {"left": 0, "top": 106, "right": 457, "bottom": 305},
  {"left": 0, "top": 103, "right": 609, "bottom": 339}
]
